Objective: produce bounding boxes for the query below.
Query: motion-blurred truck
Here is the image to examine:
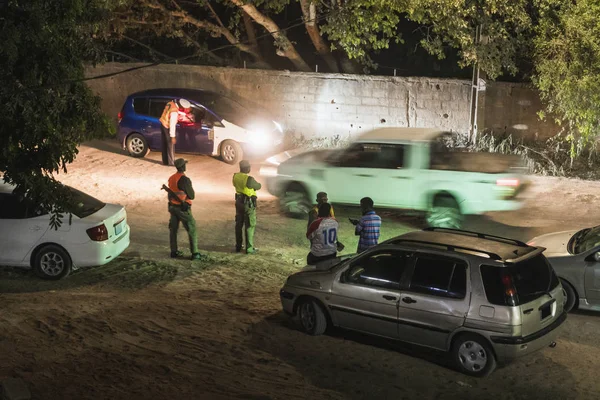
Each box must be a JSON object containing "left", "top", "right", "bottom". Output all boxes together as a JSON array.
[{"left": 260, "top": 128, "right": 528, "bottom": 228}]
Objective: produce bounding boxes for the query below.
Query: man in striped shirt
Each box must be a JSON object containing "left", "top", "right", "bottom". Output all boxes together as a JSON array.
[{"left": 350, "top": 197, "right": 381, "bottom": 253}]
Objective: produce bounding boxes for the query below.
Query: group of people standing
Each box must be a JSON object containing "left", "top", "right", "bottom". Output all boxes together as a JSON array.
[{"left": 306, "top": 192, "right": 381, "bottom": 265}]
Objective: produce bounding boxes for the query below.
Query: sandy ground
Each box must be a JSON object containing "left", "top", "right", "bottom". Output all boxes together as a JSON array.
[{"left": 1, "top": 139, "right": 600, "bottom": 399}]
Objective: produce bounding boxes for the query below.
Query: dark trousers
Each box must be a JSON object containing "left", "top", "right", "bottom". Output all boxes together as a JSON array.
[
  {"left": 307, "top": 252, "right": 336, "bottom": 265},
  {"left": 169, "top": 204, "right": 199, "bottom": 254},
  {"left": 161, "top": 125, "right": 175, "bottom": 166},
  {"left": 235, "top": 199, "right": 256, "bottom": 252}
]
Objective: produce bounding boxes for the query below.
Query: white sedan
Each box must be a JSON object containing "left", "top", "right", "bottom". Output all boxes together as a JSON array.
[{"left": 0, "top": 182, "right": 130, "bottom": 279}]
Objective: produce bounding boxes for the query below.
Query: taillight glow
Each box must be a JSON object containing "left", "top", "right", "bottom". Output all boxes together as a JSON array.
[
  {"left": 502, "top": 273, "right": 518, "bottom": 304},
  {"left": 87, "top": 224, "right": 108, "bottom": 241},
  {"left": 497, "top": 178, "right": 520, "bottom": 187}
]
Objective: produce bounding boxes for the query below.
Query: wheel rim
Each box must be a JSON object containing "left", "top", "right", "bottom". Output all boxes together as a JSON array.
[
  {"left": 40, "top": 252, "right": 65, "bottom": 276},
  {"left": 130, "top": 137, "right": 145, "bottom": 155},
  {"left": 426, "top": 206, "right": 461, "bottom": 228},
  {"left": 283, "top": 191, "right": 310, "bottom": 214},
  {"left": 223, "top": 144, "right": 236, "bottom": 162},
  {"left": 458, "top": 340, "right": 488, "bottom": 372},
  {"left": 299, "top": 303, "right": 316, "bottom": 332}
]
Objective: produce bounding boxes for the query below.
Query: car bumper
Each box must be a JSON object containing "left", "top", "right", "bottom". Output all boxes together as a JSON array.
[
  {"left": 490, "top": 311, "right": 567, "bottom": 361},
  {"left": 71, "top": 225, "right": 131, "bottom": 268},
  {"left": 280, "top": 287, "right": 296, "bottom": 315}
]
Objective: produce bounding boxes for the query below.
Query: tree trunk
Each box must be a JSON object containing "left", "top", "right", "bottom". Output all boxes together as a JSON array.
[
  {"left": 242, "top": 11, "right": 260, "bottom": 56},
  {"left": 228, "top": 0, "right": 311, "bottom": 72},
  {"left": 299, "top": 0, "right": 338, "bottom": 73},
  {"left": 338, "top": 52, "right": 361, "bottom": 74}
]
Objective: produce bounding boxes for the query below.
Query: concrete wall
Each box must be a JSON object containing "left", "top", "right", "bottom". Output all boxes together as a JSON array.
[{"left": 86, "top": 63, "right": 558, "bottom": 141}]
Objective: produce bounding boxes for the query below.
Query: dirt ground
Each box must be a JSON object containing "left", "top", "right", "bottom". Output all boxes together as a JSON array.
[{"left": 1, "top": 139, "right": 600, "bottom": 400}]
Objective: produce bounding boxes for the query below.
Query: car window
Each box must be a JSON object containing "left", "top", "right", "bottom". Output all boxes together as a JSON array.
[
  {"left": 339, "top": 143, "right": 405, "bottom": 169},
  {"left": 342, "top": 250, "right": 411, "bottom": 290},
  {"left": 409, "top": 255, "right": 467, "bottom": 299},
  {"left": 133, "top": 98, "right": 150, "bottom": 116},
  {"left": 0, "top": 193, "right": 46, "bottom": 219},
  {"left": 572, "top": 226, "right": 600, "bottom": 254},
  {"left": 149, "top": 98, "right": 170, "bottom": 118},
  {"left": 66, "top": 187, "right": 106, "bottom": 218},
  {"left": 190, "top": 106, "right": 224, "bottom": 128}
]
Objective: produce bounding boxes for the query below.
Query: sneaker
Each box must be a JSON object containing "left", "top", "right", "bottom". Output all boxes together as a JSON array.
[
  {"left": 235, "top": 247, "right": 243, "bottom": 253},
  {"left": 170, "top": 250, "right": 184, "bottom": 258},
  {"left": 191, "top": 253, "right": 205, "bottom": 260},
  {"left": 246, "top": 248, "right": 259, "bottom": 255}
]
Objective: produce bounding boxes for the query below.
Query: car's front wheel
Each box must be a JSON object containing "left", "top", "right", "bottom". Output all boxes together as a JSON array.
[
  {"left": 297, "top": 298, "right": 328, "bottom": 336},
  {"left": 126, "top": 133, "right": 149, "bottom": 158},
  {"left": 281, "top": 183, "right": 311, "bottom": 218},
  {"left": 220, "top": 140, "right": 243, "bottom": 165},
  {"left": 33, "top": 245, "right": 72, "bottom": 280},
  {"left": 561, "top": 278, "right": 578, "bottom": 312},
  {"left": 451, "top": 333, "right": 497, "bottom": 377}
]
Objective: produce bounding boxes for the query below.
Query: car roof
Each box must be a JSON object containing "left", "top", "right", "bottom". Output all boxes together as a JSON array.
[
  {"left": 355, "top": 127, "right": 446, "bottom": 143},
  {"left": 386, "top": 228, "right": 541, "bottom": 263}
]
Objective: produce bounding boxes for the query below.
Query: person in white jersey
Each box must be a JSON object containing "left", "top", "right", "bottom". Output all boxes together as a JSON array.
[{"left": 306, "top": 203, "right": 339, "bottom": 265}]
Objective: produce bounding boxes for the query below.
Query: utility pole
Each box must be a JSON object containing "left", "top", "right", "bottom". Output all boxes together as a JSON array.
[{"left": 468, "top": 24, "right": 483, "bottom": 144}]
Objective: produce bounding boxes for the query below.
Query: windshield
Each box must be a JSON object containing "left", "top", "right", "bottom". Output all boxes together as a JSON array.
[
  {"left": 198, "top": 93, "right": 272, "bottom": 130},
  {"left": 66, "top": 187, "right": 106, "bottom": 218},
  {"left": 481, "top": 254, "right": 560, "bottom": 306},
  {"left": 570, "top": 226, "right": 600, "bottom": 254}
]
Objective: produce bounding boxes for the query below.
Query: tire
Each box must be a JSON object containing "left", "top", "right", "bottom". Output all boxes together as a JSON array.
[
  {"left": 220, "top": 140, "right": 243, "bottom": 165},
  {"left": 561, "top": 278, "right": 577, "bottom": 312},
  {"left": 126, "top": 133, "right": 149, "bottom": 158},
  {"left": 33, "top": 245, "right": 72, "bottom": 280},
  {"left": 451, "top": 333, "right": 497, "bottom": 377},
  {"left": 280, "top": 183, "right": 311, "bottom": 218},
  {"left": 297, "top": 299, "right": 328, "bottom": 336},
  {"left": 426, "top": 195, "right": 463, "bottom": 229}
]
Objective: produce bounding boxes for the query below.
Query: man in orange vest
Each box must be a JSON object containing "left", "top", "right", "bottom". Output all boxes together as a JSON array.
[
  {"left": 160, "top": 98, "right": 192, "bottom": 166},
  {"left": 166, "top": 158, "right": 203, "bottom": 260}
]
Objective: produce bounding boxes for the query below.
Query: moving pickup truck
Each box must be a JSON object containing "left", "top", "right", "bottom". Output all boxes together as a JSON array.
[{"left": 260, "top": 127, "right": 527, "bottom": 228}]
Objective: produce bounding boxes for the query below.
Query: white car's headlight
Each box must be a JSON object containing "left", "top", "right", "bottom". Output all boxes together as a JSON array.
[{"left": 248, "top": 130, "right": 270, "bottom": 148}]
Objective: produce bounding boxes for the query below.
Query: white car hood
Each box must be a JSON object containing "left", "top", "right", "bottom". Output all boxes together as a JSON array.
[{"left": 528, "top": 230, "right": 578, "bottom": 257}]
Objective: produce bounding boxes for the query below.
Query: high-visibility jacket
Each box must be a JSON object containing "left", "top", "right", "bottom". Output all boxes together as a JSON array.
[
  {"left": 160, "top": 100, "right": 180, "bottom": 128},
  {"left": 232, "top": 172, "right": 257, "bottom": 198},
  {"left": 168, "top": 172, "right": 192, "bottom": 205}
]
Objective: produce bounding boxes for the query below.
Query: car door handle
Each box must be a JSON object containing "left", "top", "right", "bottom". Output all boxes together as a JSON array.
[
  {"left": 382, "top": 295, "right": 397, "bottom": 301},
  {"left": 354, "top": 174, "right": 374, "bottom": 178},
  {"left": 394, "top": 176, "right": 409, "bottom": 180},
  {"left": 402, "top": 297, "right": 417, "bottom": 304},
  {"left": 30, "top": 226, "right": 42, "bottom": 231}
]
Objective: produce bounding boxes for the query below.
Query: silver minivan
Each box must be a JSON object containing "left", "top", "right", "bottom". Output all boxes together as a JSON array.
[{"left": 280, "top": 228, "right": 567, "bottom": 376}]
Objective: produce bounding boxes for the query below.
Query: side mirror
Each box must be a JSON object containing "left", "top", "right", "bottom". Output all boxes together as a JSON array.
[{"left": 585, "top": 251, "right": 600, "bottom": 262}]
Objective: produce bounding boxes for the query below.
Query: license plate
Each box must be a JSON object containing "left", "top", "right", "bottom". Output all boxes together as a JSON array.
[
  {"left": 114, "top": 219, "right": 125, "bottom": 236},
  {"left": 540, "top": 304, "right": 551, "bottom": 320}
]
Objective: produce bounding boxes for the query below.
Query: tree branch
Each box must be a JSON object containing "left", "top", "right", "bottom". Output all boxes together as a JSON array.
[
  {"left": 227, "top": 0, "right": 311, "bottom": 71},
  {"left": 299, "top": 0, "right": 338, "bottom": 72}
]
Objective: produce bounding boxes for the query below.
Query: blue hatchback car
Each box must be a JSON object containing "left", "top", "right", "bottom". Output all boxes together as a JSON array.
[{"left": 117, "top": 88, "right": 284, "bottom": 164}]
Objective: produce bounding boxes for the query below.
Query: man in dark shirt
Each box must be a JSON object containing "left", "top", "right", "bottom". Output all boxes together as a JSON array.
[
  {"left": 166, "top": 158, "right": 203, "bottom": 260},
  {"left": 233, "top": 160, "right": 262, "bottom": 254}
]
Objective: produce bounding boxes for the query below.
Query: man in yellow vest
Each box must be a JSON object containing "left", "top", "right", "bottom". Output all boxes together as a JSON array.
[
  {"left": 160, "top": 98, "right": 192, "bottom": 166},
  {"left": 307, "top": 191, "right": 335, "bottom": 229},
  {"left": 233, "top": 160, "right": 261, "bottom": 254},
  {"left": 166, "top": 158, "right": 203, "bottom": 260}
]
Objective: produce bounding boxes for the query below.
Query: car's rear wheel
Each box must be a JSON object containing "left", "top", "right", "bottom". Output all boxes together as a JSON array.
[
  {"left": 451, "top": 333, "right": 496, "bottom": 377},
  {"left": 426, "top": 195, "right": 463, "bottom": 229},
  {"left": 281, "top": 183, "right": 311, "bottom": 218},
  {"left": 220, "top": 140, "right": 243, "bottom": 165},
  {"left": 297, "top": 299, "right": 328, "bottom": 336},
  {"left": 561, "top": 278, "right": 578, "bottom": 312},
  {"left": 34, "top": 245, "right": 72, "bottom": 280},
  {"left": 126, "top": 133, "right": 149, "bottom": 158}
]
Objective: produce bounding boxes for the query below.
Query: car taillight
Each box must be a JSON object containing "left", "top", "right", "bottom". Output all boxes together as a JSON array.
[
  {"left": 496, "top": 178, "right": 519, "bottom": 187},
  {"left": 118, "top": 111, "right": 123, "bottom": 124},
  {"left": 87, "top": 224, "right": 108, "bottom": 241},
  {"left": 502, "top": 274, "right": 519, "bottom": 306}
]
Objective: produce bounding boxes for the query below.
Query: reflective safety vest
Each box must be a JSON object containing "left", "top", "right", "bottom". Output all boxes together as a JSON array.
[
  {"left": 168, "top": 172, "right": 192, "bottom": 205},
  {"left": 312, "top": 204, "right": 335, "bottom": 218},
  {"left": 160, "top": 100, "right": 180, "bottom": 128},
  {"left": 232, "top": 172, "right": 257, "bottom": 198}
]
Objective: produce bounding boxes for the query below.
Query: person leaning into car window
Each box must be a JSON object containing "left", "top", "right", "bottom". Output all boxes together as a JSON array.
[
  {"left": 349, "top": 197, "right": 381, "bottom": 253},
  {"left": 306, "top": 203, "right": 340, "bottom": 265},
  {"left": 159, "top": 98, "right": 192, "bottom": 166}
]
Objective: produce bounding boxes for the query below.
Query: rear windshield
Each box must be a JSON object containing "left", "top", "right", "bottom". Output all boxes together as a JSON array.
[
  {"left": 480, "top": 254, "right": 560, "bottom": 306},
  {"left": 67, "top": 187, "right": 105, "bottom": 218}
]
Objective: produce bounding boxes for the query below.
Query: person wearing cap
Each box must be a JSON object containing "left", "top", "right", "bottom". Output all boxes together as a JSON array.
[
  {"left": 159, "top": 98, "right": 192, "bottom": 166},
  {"left": 307, "top": 191, "right": 335, "bottom": 229},
  {"left": 232, "top": 160, "right": 262, "bottom": 254},
  {"left": 166, "top": 158, "right": 203, "bottom": 260}
]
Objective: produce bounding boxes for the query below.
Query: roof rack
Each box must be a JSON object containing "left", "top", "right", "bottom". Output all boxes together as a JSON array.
[
  {"left": 391, "top": 239, "right": 502, "bottom": 260},
  {"left": 422, "top": 227, "right": 528, "bottom": 247}
]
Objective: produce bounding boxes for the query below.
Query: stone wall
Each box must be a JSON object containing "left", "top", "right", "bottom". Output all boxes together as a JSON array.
[{"left": 86, "top": 63, "right": 558, "bottom": 141}]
